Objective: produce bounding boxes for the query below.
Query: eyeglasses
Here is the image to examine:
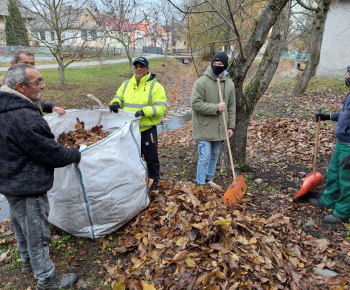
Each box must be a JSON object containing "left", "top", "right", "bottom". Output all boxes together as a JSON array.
[{"left": 23, "top": 79, "right": 45, "bottom": 86}]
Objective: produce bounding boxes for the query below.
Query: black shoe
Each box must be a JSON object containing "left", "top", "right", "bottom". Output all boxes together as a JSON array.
[
  {"left": 323, "top": 213, "right": 347, "bottom": 224},
  {"left": 36, "top": 273, "right": 77, "bottom": 290},
  {"left": 21, "top": 260, "right": 32, "bottom": 274},
  {"left": 309, "top": 198, "right": 327, "bottom": 209}
]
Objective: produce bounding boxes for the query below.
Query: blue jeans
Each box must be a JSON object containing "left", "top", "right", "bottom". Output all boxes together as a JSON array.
[
  {"left": 5, "top": 194, "right": 55, "bottom": 281},
  {"left": 196, "top": 140, "right": 222, "bottom": 186}
]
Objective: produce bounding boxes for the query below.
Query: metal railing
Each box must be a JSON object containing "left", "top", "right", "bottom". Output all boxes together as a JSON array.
[{"left": 281, "top": 52, "right": 310, "bottom": 60}]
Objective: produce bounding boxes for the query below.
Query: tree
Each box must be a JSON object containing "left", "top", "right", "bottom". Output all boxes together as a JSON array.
[
  {"left": 5, "top": 0, "right": 30, "bottom": 46},
  {"left": 185, "top": 0, "right": 266, "bottom": 57},
  {"left": 145, "top": 0, "right": 180, "bottom": 60},
  {"left": 170, "top": 0, "right": 291, "bottom": 169},
  {"left": 291, "top": 0, "right": 331, "bottom": 97},
  {"left": 92, "top": 0, "right": 147, "bottom": 74},
  {"left": 21, "top": 0, "right": 105, "bottom": 85}
]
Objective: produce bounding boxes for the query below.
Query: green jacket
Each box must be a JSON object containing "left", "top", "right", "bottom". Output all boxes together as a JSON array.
[
  {"left": 111, "top": 72, "right": 167, "bottom": 132},
  {"left": 191, "top": 66, "right": 236, "bottom": 141}
]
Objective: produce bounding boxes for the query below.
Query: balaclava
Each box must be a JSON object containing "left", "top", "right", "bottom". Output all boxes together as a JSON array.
[{"left": 211, "top": 52, "right": 229, "bottom": 76}]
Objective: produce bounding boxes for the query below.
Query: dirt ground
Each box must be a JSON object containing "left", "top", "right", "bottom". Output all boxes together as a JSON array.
[{"left": 1, "top": 58, "right": 350, "bottom": 289}]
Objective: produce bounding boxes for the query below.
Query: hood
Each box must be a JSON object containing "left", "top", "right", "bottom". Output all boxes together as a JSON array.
[
  {"left": 0, "top": 90, "right": 38, "bottom": 114},
  {"left": 203, "top": 66, "right": 229, "bottom": 81}
]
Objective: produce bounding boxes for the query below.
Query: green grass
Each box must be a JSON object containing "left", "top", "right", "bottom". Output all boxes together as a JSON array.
[
  {"left": 41, "top": 57, "right": 167, "bottom": 87},
  {"left": 31, "top": 57, "right": 168, "bottom": 109}
]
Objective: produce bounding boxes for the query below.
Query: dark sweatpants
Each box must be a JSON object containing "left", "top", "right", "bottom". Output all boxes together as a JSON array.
[{"left": 141, "top": 126, "right": 159, "bottom": 182}]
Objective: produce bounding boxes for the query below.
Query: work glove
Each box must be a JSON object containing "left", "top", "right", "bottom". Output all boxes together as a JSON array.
[
  {"left": 109, "top": 103, "right": 120, "bottom": 113},
  {"left": 135, "top": 110, "right": 144, "bottom": 117},
  {"left": 340, "top": 154, "right": 350, "bottom": 170},
  {"left": 345, "top": 77, "right": 350, "bottom": 88},
  {"left": 315, "top": 113, "right": 330, "bottom": 122}
]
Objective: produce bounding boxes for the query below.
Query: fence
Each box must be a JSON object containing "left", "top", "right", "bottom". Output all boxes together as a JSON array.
[
  {"left": 281, "top": 52, "right": 310, "bottom": 60},
  {"left": 0, "top": 45, "right": 141, "bottom": 59},
  {"left": 142, "top": 46, "right": 162, "bottom": 55}
]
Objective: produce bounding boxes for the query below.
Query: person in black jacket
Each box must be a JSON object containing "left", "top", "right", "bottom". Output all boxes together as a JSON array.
[
  {"left": 0, "top": 49, "right": 65, "bottom": 116},
  {"left": 0, "top": 64, "right": 81, "bottom": 289}
]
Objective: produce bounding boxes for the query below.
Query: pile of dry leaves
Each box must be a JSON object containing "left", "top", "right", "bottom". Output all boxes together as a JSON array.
[
  {"left": 57, "top": 118, "right": 109, "bottom": 149},
  {"left": 102, "top": 180, "right": 350, "bottom": 289}
]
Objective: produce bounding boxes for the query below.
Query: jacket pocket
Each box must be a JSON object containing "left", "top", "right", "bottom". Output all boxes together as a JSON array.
[{"left": 198, "top": 114, "right": 210, "bottom": 128}]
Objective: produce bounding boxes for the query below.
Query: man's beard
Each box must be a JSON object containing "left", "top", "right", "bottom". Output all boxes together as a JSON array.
[{"left": 35, "top": 91, "right": 43, "bottom": 100}]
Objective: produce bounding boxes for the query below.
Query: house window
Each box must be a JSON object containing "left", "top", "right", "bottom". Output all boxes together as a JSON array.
[
  {"left": 81, "top": 30, "right": 87, "bottom": 40},
  {"left": 136, "top": 38, "right": 142, "bottom": 47},
  {"left": 51, "top": 31, "right": 55, "bottom": 41},
  {"left": 39, "top": 31, "right": 45, "bottom": 40},
  {"left": 90, "top": 31, "right": 97, "bottom": 41}
]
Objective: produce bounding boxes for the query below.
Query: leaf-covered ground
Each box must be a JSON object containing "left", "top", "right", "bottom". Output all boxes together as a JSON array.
[{"left": 1, "top": 59, "right": 350, "bottom": 289}]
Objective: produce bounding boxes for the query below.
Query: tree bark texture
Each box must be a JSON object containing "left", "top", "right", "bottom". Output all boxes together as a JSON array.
[
  {"left": 292, "top": 0, "right": 331, "bottom": 97},
  {"left": 221, "top": 0, "right": 291, "bottom": 170}
]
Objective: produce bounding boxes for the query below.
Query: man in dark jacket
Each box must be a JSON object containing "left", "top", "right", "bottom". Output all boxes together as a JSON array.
[
  {"left": 310, "top": 65, "right": 350, "bottom": 224},
  {"left": 0, "top": 49, "right": 65, "bottom": 116},
  {"left": 191, "top": 52, "right": 236, "bottom": 190},
  {"left": 0, "top": 64, "right": 81, "bottom": 289}
]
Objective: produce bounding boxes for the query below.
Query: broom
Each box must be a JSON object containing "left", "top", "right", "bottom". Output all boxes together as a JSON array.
[{"left": 217, "top": 78, "right": 247, "bottom": 206}]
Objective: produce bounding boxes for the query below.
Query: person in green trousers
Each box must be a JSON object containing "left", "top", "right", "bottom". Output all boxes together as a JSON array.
[{"left": 309, "top": 65, "right": 350, "bottom": 224}]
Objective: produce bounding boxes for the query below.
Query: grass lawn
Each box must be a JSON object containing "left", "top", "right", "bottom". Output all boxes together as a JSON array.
[{"left": 35, "top": 57, "right": 168, "bottom": 109}]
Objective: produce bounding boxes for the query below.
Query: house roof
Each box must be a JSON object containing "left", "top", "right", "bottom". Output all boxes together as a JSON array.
[
  {"left": 94, "top": 14, "right": 132, "bottom": 32},
  {"left": 30, "top": 7, "right": 105, "bottom": 32},
  {"left": 133, "top": 21, "right": 167, "bottom": 36},
  {"left": 0, "top": 0, "right": 34, "bottom": 19}
]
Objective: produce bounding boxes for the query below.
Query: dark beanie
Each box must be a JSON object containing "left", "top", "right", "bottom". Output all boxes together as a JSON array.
[{"left": 211, "top": 52, "right": 229, "bottom": 69}]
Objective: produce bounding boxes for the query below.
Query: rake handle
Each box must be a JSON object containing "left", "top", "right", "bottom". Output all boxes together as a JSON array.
[
  {"left": 217, "top": 78, "right": 236, "bottom": 179},
  {"left": 313, "top": 108, "right": 321, "bottom": 176}
]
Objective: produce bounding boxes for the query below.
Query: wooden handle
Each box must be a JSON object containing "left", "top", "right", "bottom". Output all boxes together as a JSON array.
[
  {"left": 313, "top": 115, "right": 321, "bottom": 175},
  {"left": 217, "top": 78, "right": 236, "bottom": 179}
]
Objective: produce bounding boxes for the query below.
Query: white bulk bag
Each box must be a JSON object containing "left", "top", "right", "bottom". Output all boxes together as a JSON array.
[{"left": 45, "top": 109, "right": 149, "bottom": 239}]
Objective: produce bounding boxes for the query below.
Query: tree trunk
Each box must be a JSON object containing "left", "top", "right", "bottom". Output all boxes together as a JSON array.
[
  {"left": 59, "top": 63, "right": 65, "bottom": 85},
  {"left": 221, "top": 0, "right": 291, "bottom": 170},
  {"left": 292, "top": 0, "right": 331, "bottom": 97}
]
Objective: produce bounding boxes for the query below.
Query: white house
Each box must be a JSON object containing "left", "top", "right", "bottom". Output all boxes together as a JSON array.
[{"left": 317, "top": 0, "right": 350, "bottom": 78}]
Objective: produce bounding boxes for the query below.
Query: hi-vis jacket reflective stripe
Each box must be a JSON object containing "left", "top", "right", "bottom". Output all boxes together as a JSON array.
[{"left": 111, "top": 72, "right": 167, "bottom": 132}]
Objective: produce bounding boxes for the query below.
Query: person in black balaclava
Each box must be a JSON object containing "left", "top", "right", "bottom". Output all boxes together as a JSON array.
[
  {"left": 191, "top": 52, "right": 236, "bottom": 191},
  {"left": 309, "top": 65, "right": 350, "bottom": 224}
]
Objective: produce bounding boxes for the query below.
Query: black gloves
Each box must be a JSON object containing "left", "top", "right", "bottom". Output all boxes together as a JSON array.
[
  {"left": 345, "top": 77, "right": 350, "bottom": 88},
  {"left": 340, "top": 155, "right": 350, "bottom": 170},
  {"left": 109, "top": 103, "right": 120, "bottom": 113},
  {"left": 135, "top": 110, "right": 144, "bottom": 117},
  {"left": 315, "top": 113, "right": 330, "bottom": 122}
]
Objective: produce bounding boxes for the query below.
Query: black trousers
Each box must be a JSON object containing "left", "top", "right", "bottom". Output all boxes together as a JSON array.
[{"left": 141, "top": 126, "right": 159, "bottom": 182}]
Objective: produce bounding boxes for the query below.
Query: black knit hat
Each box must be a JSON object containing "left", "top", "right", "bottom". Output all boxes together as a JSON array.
[{"left": 211, "top": 52, "right": 229, "bottom": 69}]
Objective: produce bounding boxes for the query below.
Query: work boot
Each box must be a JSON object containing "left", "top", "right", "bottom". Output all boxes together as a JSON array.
[
  {"left": 21, "top": 260, "right": 32, "bottom": 274},
  {"left": 309, "top": 198, "right": 327, "bottom": 209},
  {"left": 206, "top": 180, "right": 223, "bottom": 191},
  {"left": 36, "top": 273, "right": 77, "bottom": 290},
  {"left": 323, "top": 213, "right": 347, "bottom": 224}
]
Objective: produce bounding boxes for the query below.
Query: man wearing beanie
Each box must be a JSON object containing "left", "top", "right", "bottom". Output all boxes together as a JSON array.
[{"left": 191, "top": 51, "right": 236, "bottom": 190}]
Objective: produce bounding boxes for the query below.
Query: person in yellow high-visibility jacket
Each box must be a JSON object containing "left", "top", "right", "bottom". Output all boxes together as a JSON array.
[{"left": 110, "top": 56, "right": 167, "bottom": 191}]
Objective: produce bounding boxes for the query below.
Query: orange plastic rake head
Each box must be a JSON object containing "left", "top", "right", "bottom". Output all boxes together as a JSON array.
[
  {"left": 292, "top": 171, "right": 323, "bottom": 200},
  {"left": 223, "top": 175, "right": 247, "bottom": 206}
]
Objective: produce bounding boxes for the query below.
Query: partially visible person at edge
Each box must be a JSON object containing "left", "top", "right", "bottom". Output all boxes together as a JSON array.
[
  {"left": 0, "top": 63, "right": 81, "bottom": 289},
  {"left": 191, "top": 52, "right": 236, "bottom": 190},
  {"left": 109, "top": 56, "right": 167, "bottom": 191},
  {"left": 0, "top": 49, "right": 66, "bottom": 116},
  {"left": 309, "top": 65, "right": 350, "bottom": 224}
]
